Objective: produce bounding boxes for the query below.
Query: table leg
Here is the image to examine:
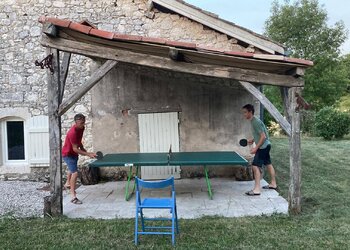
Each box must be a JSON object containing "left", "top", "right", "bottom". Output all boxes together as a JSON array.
[
  {"left": 125, "top": 166, "right": 139, "bottom": 201},
  {"left": 204, "top": 165, "right": 213, "bottom": 199}
]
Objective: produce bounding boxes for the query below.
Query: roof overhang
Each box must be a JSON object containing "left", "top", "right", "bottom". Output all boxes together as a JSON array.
[
  {"left": 39, "top": 17, "right": 313, "bottom": 87},
  {"left": 152, "top": 0, "right": 286, "bottom": 55}
]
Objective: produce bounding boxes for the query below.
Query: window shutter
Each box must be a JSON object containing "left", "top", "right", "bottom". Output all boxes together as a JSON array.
[{"left": 28, "top": 115, "right": 49, "bottom": 165}]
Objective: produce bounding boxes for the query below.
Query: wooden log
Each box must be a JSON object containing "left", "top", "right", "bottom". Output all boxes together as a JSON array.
[
  {"left": 47, "top": 48, "right": 63, "bottom": 216},
  {"left": 58, "top": 60, "right": 118, "bottom": 116},
  {"left": 288, "top": 87, "right": 302, "bottom": 214},
  {"left": 40, "top": 36, "right": 304, "bottom": 87},
  {"left": 239, "top": 81, "right": 291, "bottom": 136}
]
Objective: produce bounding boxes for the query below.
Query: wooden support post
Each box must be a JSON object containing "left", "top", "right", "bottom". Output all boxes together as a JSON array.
[
  {"left": 288, "top": 87, "right": 302, "bottom": 214},
  {"left": 47, "top": 48, "right": 63, "bottom": 216}
]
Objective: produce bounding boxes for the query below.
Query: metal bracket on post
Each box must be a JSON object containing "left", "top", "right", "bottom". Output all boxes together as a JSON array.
[
  {"left": 295, "top": 92, "right": 311, "bottom": 112},
  {"left": 35, "top": 53, "right": 54, "bottom": 73}
]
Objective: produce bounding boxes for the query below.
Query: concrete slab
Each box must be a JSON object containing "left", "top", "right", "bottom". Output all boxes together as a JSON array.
[{"left": 63, "top": 178, "right": 288, "bottom": 219}]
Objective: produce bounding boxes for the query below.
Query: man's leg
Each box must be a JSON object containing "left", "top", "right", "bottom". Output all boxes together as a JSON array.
[
  {"left": 64, "top": 171, "right": 71, "bottom": 188},
  {"left": 70, "top": 171, "right": 79, "bottom": 199},
  {"left": 252, "top": 165, "right": 261, "bottom": 194},
  {"left": 266, "top": 164, "right": 277, "bottom": 188}
]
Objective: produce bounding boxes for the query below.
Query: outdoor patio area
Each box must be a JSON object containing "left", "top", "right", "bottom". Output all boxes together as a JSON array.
[{"left": 63, "top": 178, "right": 288, "bottom": 219}]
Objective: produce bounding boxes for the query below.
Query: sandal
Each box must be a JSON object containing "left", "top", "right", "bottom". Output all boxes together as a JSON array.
[
  {"left": 71, "top": 197, "right": 83, "bottom": 204},
  {"left": 245, "top": 190, "right": 261, "bottom": 196},
  {"left": 262, "top": 185, "right": 278, "bottom": 190},
  {"left": 63, "top": 185, "right": 71, "bottom": 190}
]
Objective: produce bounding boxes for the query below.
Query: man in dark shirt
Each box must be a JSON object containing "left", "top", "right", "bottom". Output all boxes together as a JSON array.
[
  {"left": 242, "top": 104, "right": 277, "bottom": 196},
  {"left": 62, "top": 113, "right": 96, "bottom": 204}
]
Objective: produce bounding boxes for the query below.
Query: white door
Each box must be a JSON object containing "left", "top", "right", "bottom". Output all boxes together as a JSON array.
[{"left": 138, "top": 112, "right": 180, "bottom": 180}]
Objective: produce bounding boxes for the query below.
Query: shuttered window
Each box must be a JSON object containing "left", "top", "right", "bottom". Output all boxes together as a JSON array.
[
  {"left": 27, "top": 115, "right": 49, "bottom": 165},
  {"left": 1, "top": 115, "right": 49, "bottom": 168}
]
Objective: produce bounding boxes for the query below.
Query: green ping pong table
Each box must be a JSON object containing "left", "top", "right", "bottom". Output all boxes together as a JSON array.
[{"left": 89, "top": 151, "right": 248, "bottom": 200}]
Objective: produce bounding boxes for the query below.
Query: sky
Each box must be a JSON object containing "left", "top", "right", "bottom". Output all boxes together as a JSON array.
[{"left": 185, "top": 0, "right": 350, "bottom": 55}]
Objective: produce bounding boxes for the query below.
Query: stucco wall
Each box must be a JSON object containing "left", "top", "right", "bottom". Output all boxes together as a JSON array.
[{"left": 91, "top": 63, "right": 257, "bottom": 178}]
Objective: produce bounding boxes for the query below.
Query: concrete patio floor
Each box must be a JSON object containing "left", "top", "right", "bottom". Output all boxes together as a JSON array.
[{"left": 63, "top": 178, "right": 288, "bottom": 219}]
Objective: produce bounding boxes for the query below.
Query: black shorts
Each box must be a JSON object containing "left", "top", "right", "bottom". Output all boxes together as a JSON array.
[{"left": 252, "top": 144, "right": 271, "bottom": 168}]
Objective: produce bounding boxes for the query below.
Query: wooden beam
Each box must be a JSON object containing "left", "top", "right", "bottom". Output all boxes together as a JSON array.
[
  {"left": 169, "top": 47, "right": 180, "bottom": 61},
  {"left": 288, "top": 87, "right": 302, "bottom": 214},
  {"left": 146, "top": 0, "right": 155, "bottom": 18},
  {"left": 41, "top": 36, "right": 303, "bottom": 87},
  {"left": 286, "top": 67, "right": 305, "bottom": 77},
  {"left": 59, "top": 52, "right": 71, "bottom": 104},
  {"left": 151, "top": 0, "right": 285, "bottom": 54},
  {"left": 47, "top": 48, "right": 62, "bottom": 216},
  {"left": 280, "top": 87, "right": 291, "bottom": 123},
  {"left": 58, "top": 60, "right": 118, "bottom": 116},
  {"left": 239, "top": 81, "right": 291, "bottom": 136},
  {"left": 43, "top": 23, "right": 58, "bottom": 37}
]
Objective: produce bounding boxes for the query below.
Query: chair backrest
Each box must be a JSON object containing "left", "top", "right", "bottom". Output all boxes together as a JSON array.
[{"left": 135, "top": 176, "right": 175, "bottom": 192}]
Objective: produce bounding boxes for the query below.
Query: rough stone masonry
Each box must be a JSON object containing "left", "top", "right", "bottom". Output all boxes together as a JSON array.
[{"left": 0, "top": 0, "right": 252, "bottom": 180}]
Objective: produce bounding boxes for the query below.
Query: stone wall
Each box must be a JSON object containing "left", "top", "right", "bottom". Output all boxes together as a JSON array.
[{"left": 0, "top": 0, "right": 254, "bottom": 179}]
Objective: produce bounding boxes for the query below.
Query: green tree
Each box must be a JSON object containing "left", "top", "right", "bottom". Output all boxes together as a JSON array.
[
  {"left": 336, "top": 54, "right": 350, "bottom": 112},
  {"left": 264, "top": 0, "right": 348, "bottom": 111}
]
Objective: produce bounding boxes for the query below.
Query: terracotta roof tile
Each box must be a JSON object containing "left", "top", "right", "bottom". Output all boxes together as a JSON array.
[
  {"left": 165, "top": 40, "right": 197, "bottom": 49},
  {"left": 90, "top": 29, "right": 115, "bottom": 40},
  {"left": 113, "top": 33, "right": 143, "bottom": 41},
  {"left": 80, "top": 20, "right": 97, "bottom": 29},
  {"left": 285, "top": 57, "right": 314, "bottom": 66},
  {"left": 141, "top": 37, "right": 167, "bottom": 45},
  {"left": 38, "top": 17, "right": 313, "bottom": 67},
  {"left": 196, "top": 45, "right": 225, "bottom": 54},
  {"left": 38, "top": 16, "right": 71, "bottom": 28},
  {"left": 69, "top": 22, "right": 93, "bottom": 34},
  {"left": 224, "top": 51, "right": 254, "bottom": 57}
]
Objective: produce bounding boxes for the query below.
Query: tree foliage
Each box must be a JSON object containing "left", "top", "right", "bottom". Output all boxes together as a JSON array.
[
  {"left": 314, "top": 106, "right": 350, "bottom": 140},
  {"left": 264, "top": 0, "right": 348, "bottom": 111}
]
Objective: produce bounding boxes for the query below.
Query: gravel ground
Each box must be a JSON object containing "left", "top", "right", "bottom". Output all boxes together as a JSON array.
[{"left": 0, "top": 181, "right": 50, "bottom": 218}]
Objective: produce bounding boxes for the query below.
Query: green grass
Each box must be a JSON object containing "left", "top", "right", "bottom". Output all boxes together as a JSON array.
[{"left": 1, "top": 137, "right": 350, "bottom": 249}]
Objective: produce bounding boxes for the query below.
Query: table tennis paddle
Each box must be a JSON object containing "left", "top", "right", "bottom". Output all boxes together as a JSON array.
[
  {"left": 239, "top": 139, "right": 248, "bottom": 147},
  {"left": 167, "top": 144, "right": 172, "bottom": 162},
  {"left": 96, "top": 151, "right": 104, "bottom": 160}
]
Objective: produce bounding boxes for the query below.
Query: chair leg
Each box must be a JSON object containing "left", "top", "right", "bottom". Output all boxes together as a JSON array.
[
  {"left": 175, "top": 205, "right": 179, "bottom": 234},
  {"left": 171, "top": 206, "right": 176, "bottom": 245},
  {"left": 140, "top": 208, "right": 145, "bottom": 231},
  {"left": 134, "top": 208, "right": 139, "bottom": 245}
]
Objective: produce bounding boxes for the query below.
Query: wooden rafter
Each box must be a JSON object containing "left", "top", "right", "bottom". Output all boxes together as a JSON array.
[{"left": 59, "top": 52, "right": 71, "bottom": 103}]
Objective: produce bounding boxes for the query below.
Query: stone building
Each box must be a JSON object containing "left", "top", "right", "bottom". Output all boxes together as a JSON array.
[{"left": 0, "top": 0, "right": 311, "bottom": 184}]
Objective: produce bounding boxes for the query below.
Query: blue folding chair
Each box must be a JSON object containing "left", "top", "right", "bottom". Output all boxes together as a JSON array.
[{"left": 134, "top": 176, "right": 179, "bottom": 246}]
